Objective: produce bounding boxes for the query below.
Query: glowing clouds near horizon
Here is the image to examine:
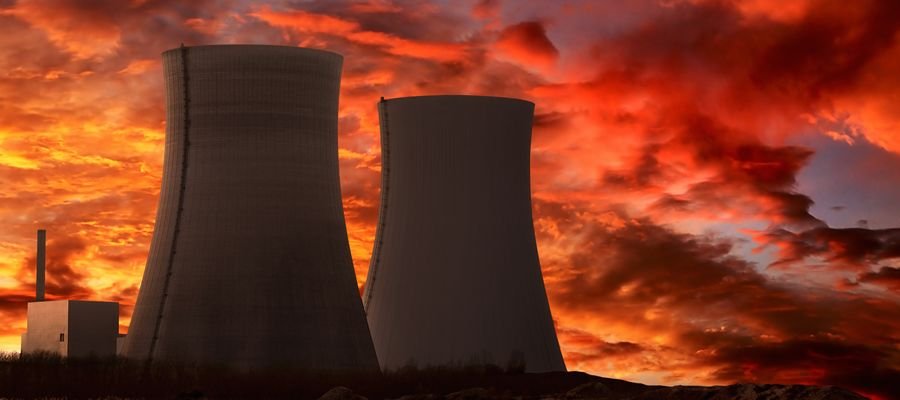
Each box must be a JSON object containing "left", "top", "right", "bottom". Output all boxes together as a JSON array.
[{"left": 0, "top": 0, "right": 898, "bottom": 398}]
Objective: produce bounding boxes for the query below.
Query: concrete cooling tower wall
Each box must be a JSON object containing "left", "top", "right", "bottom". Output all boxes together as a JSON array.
[
  {"left": 124, "top": 45, "right": 379, "bottom": 371},
  {"left": 363, "top": 95, "right": 566, "bottom": 372}
]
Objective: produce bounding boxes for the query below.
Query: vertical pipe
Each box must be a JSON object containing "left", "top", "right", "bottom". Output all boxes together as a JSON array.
[
  {"left": 36, "top": 229, "right": 46, "bottom": 301},
  {"left": 363, "top": 98, "right": 390, "bottom": 309},
  {"left": 147, "top": 43, "right": 191, "bottom": 362}
]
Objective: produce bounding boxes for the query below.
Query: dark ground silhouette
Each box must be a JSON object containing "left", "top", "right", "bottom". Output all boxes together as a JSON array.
[{"left": 0, "top": 352, "right": 870, "bottom": 399}]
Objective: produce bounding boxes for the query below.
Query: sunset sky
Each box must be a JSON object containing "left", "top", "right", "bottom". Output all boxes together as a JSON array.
[{"left": 1, "top": 0, "right": 899, "bottom": 398}]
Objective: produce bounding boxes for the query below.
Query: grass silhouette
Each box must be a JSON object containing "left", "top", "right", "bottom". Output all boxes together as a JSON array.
[{"left": 0, "top": 352, "right": 598, "bottom": 399}]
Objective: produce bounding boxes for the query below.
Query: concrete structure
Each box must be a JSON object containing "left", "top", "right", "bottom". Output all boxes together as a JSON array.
[
  {"left": 124, "top": 45, "right": 378, "bottom": 371},
  {"left": 21, "top": 300, "right": 118, "bottom": 357},
  {"left": 20, "top": 230, "right": 121, "bottom": 357},
  {"left": 116, "top": 334, "right": 126, "bottom": 356},
  {"left": 35, "top": 229, "right": 45, "bottom": 301},
  {"left": 363, "top": 95, "right": 566, "bottom": 372}
]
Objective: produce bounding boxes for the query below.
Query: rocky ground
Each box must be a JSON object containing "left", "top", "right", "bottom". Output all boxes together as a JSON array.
[{"left": 316, "top": 374, "right": 868, "bottom": 400}]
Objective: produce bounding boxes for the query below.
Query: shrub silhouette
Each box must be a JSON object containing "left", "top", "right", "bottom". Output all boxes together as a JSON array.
[{"left": 0, "top": 352, "right": 587, "bottom": 399}]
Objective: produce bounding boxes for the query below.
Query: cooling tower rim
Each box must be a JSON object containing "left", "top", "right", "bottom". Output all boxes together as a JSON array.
[
  {"left": 381, "top": 94, "right": 534, "bottom": 107},
  {"left": 161, "top": 44, "right": 343, "bottom": 60}
]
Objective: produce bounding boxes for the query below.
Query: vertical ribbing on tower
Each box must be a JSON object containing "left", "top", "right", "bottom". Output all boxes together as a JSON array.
[
  {"left": 147, "top": 43, "right": 191, "bottom": 361},
  {"left": 123, "top": 45, "right": 378, "bottom": 371},
  {"left": 363, "top": 98, "right": 390, "bottom": 309},
  {"left": 363, "top": 95, "right": 566, "bottom": 373}
]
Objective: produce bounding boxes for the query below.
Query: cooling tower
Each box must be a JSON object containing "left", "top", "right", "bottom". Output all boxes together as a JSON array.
[
  {"left": 363, "top": 95, "right": 566, "bottom": 372},
  {"left": 123, "top": 45, "right": 379, "bottom": 371}
]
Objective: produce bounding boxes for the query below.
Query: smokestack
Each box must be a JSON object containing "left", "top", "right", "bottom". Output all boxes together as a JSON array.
[{"left": 36, "top": 229, "right": 45, "bottom": 301}]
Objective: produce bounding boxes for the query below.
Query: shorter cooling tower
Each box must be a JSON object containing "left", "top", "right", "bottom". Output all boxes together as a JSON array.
[{"left": 363, "top": 95, "right": 566, "bottom": 372}]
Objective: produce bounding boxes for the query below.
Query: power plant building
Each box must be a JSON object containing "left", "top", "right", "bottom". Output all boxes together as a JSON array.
[
  {"left": 363, "top": 95, "right": 567, "bottom": 372},
  {"left": 123, "top": 45, "right": 378, "bottom": 371},
  {"left": 21, "top": 300, "right": 119, "bottom": 357},
  {"left": 21, "top": 230, "right": 120, "bottom": 358}
]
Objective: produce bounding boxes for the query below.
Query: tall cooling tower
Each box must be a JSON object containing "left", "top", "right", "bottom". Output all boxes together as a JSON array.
[
  {"left": 124, "top": 45, "right": 378, "bottom": 371},
  {"left": 363, "top": 95, "right": 566, "bottom": 372}
]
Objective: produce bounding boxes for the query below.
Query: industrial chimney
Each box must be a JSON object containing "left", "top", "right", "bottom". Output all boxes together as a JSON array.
[
  {"left": 123, "top": 45, "right": 379, "bottom": 371},
  {"left": 36, "top": 229, "right": 45, "bottom": 301},
  {"left": 363, "top": 95, "right": 566, "bottom": 372}
]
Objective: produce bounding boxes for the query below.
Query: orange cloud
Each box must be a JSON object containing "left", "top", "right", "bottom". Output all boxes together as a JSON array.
[
  {"left": 251, "top": 6, "right": 468, "bottom": 62},
  {"left": 0, "top": 0, "right": 123, "bottom": 58},
  {"left": 0, "top": 1, "right": 898, "bottom": 398},
  {"left": 495, "top": 21, "right": 559, "bottom": 71}
]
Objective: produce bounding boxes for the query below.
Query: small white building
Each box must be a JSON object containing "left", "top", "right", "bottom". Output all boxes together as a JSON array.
[{"left": 20, "top": 300, "right": 118, "bottom": 357}]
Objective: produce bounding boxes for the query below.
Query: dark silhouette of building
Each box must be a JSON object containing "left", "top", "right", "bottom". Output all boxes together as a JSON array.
[
  {"left": 123, "top": 45, "right": 378, "bottom": 371},
  {"left": 363, "top": 95, "right": 566, "bottom": 372},
  {"left": 36, "top": 229, "right": 45, "bottom": 301}
]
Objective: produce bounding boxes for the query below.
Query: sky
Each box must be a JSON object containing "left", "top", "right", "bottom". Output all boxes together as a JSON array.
[{"left": 0, "top": 0, "right": 898, "bottom": 398}]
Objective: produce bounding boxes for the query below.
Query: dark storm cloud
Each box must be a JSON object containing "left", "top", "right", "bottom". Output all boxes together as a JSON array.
[
  {"left": 640, "top": 112, "right": 821, "bottom": 227},
  {"left": 0, "top": 293, "right": 33, "bottom": 314},
  {"left": 749, "top": 0, "right": 900, "bottom": 100},
  {"left": 532, "top": 111, "right": 570, "bottom": 130},
  {"left": 551, "top": 0, "right": 900, "bottom": 223},
  {"left": 537, "top": 198, "right": 899, "bottom": 399},
  {"left": 552, "top": 216, "right": 780, "bottom": 326},
  {"left": 558, "top": 327, "right": 645, "bottom": 362},
  {"left": 601, "top": 144, "right": 663, "bottom": 189},
  {"left": 705, "top": 338, "right": 900, "bottom": 399},
  {"left": 18, "top": 235, "right": 92, "bottom": 299},
  {"left": 496, "top": 21, "right": 559, "bottom": 68},
  {"left": 764, "top": 226, "right": 900, "bottom": 267},
  {"left": 858, "top": 266, "right": 900, "bottom": 291}
]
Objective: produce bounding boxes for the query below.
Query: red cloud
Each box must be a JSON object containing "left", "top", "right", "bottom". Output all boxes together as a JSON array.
[
  {"left": 536, "top": 202, "right": 900, "bottom": 399},
  {"left": 0, "top": 1, "right": 898, "bottom": 398},
  {"left": 251, "top": 6, "right": 468, "bottom": 62},
  {"left": 495, "top": 21, "right": 559, "bottom": 70}
]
